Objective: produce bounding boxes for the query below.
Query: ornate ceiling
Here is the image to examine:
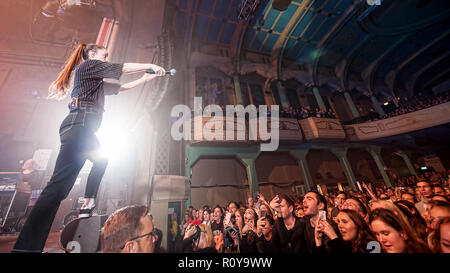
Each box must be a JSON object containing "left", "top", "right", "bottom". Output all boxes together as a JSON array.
[{"left": 172, "top": 0, "right": 450, "bottom": 100}]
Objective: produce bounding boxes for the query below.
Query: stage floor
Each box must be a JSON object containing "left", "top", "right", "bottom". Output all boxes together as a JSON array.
[{"left": 0, "top": 232, "right": 64, "bottom": 253}]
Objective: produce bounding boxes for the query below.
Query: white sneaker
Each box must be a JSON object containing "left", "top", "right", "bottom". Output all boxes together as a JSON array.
[{"left": 79, "top": 198, "right": 96, "bottom": 218}]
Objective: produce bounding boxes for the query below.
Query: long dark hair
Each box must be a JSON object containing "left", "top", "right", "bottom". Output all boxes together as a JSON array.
[
  {"left": 48, "top": 43, "right": 105, "bottom": 100},
  {"left": 394, "top": 200, "right": 427, "bottom": 241},
  {"left": 235, "top": 207, "right": 246, "bottom": 231},
  {"left": 339, "top": 209, "right": 376, "bottom": 253},
  {"left": 430, "top": 216, "right": 450, "bottom": 253},
  {"left": 369, "top": 208, "right": 431, "bottom": 253}
]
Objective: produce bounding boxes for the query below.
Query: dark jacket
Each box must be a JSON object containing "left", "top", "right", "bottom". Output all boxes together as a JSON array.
[
  {"left": 256, "top": 235, "right": 277, "bottom": 253},
  {"left": 325, "top": 237, "right": 379, "bottom": 253},
  {"left": 323, "top": 238, "right": 352, "bottom": 253},
  {"left": 271, "top": 216, "right": 307, "bottom": 253},
  {"left": 301, "top": 216, "right": 342, "bottom": 253},
  {"left": 239, "top": 231, "right": 258, "bottom": 253}
]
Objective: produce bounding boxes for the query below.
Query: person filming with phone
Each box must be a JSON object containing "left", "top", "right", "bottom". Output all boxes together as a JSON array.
[
  {"left": 239, "top": 208, "right": 258, "bottom": 253},
  {"left": 221, "top": 209, "right": 239, "bottom": 253},
  {"left": 301, "top": 191, "right": 341, "bottom": 253},
  {"left": 256, "top": 214, "right": 276, "bottom": 253},
  {"left": 269, "top": 194, "right": 306, "bottom": 253},
  {"left": 177, "top": 221, "right": 217, "bottom": 253}
]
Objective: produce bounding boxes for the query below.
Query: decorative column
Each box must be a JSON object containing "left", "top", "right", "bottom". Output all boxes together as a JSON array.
[
  {"left": 184, "top": 144, "right": 202, "bottom": 208},
  {"left": 370, "top": 95, "right": 385, "bottom": 116},
  {"left": 344, "top": 91, "right": 361, "bottom": 119},
  {"left": 367, "top": 146, "right": 393, "bottom": 188},
  {"left": 396, "top": 151, "right": 417, "bottom": 176},
  {"left": 313, "top": 86, "right": 327, "bottom": 111},
  {"left": 276, "top": 81, "right": 290, "bottom": 110},
  {"left": 184, "top": 164, "right": 193, "bottom": 208},
  {"left": 289, "top": 149, "right": 314, "bottom": 191},
  {"left": 331, "top": 147, "right": 357, "bottom": 191},
  {"left": 233, "top": 74, "right": 244, "bottom": 105},
  {"left": 237, "top": 153, "right": 260, "bottom": 199}
]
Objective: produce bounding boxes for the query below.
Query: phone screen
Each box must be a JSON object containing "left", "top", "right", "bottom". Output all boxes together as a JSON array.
[
  {"left": 224, "top": 212, "right": 231, "bottom": 224},
  {"left": 260, "top": 210, "right": 266, "bottom": 218},
  {"left": 319, "top": 210, "right": 327, "bottom": 220}
]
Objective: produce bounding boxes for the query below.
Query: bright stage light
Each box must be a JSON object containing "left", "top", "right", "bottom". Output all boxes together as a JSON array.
[{"left": 96, "top": 124, "right": 134, "bottom": 162}]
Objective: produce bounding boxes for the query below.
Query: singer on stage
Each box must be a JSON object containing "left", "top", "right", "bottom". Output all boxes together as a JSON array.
[{"left": 12, "top": 43, "right": 165, "bottom": 253}]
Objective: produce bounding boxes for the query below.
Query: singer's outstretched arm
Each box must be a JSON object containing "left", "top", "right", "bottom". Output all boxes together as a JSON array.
[
  {"left": 122, "top": 63, "right": 165, "bottom": 75},
  {"left": 118, "top": 73, "right": 156, "bottom": 92}
]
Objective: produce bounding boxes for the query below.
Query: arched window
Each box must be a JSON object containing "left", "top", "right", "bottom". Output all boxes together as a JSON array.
[
  {"left": 240, "top": 73, "right": 267, "bottom": 107},
  {"left": 195, "top": 67, "right": 233, "bottom": 106}
]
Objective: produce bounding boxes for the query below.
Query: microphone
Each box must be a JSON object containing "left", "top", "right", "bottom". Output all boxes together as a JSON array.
[{"left": 145, "top": 68, "right": 176, "bottom": 76}]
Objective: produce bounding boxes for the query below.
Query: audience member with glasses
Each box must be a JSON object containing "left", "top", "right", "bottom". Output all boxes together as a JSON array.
[{"left": 100, "top": 205, "right": 158, "bottom": 253}]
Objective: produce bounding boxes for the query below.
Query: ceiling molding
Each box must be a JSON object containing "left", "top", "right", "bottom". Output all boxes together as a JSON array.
[
  {"left": 422, "top": 67, "right": 450, "bottom": 90},
  {"left": 359, "top": 5, "right": 450, "bottom": 36},
  {"left": 311, "top": 1, "right": 362, "bottom": 86},
  {"left": 335, "top": 34, "right": 372, "bottom": 92},
  {"left": 184, "top": 0, "right": 200, "bottom": 60},
  {"left": 230, "top": 1, "right": 269, "bottom": 74},
  {"left": 361, "top": 34, "right": 411, "bottom": 97},
  {"left": 385, "top": 30, "right": 450, "bottom": 97},
  {"left": 405, "top": 52, "right": 450, "bottom": 96},
  {"left": 272, "top": 0, "right": 314, "bottom": 80}
]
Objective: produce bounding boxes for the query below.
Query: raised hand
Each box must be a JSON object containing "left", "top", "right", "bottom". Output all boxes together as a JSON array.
[
  {"left": 256, "top": 218, "right": 265, "bottom": 237},
  {"left": 314, "top": 219, "right": 324, "bottom": 247},
  {"left": 269, "top": 195, "right": 280, "bottom": 211},
  {"left": 152, "top": 65, "right": 166, "bottom": 76},
  {"left": 223, "top": 212, "right": 232, "bottom": 227},
  {"left": 257, "top": 192, "right": 265, "bottom": 202},
  {"left": 230, "top": 231, "right": 239, "bottom": 245},
  {"left": 184, "top": 224, "right": 196, "bottom": 240},
  {"left": 247, "top": 197, "right": 254, "bottom": 208},
  {"left": 241, "top": 223, "right": 250, "bottom": 234},
  {"left": 319, "top": 219, "right": 338, "bottom": 240}
]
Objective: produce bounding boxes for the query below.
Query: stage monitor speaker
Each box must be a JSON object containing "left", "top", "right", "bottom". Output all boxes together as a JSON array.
[
  {"left": 272, "top": 0, "right": 293, "bottom": 11},
  {"left": 60, "top": 215, "right": 109, "bottom": 253}
]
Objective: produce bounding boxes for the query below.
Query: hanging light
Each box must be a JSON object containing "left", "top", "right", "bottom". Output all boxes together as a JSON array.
[
  {"left": 40, "top": 0, "right": 96, "bottom": 18},
  {"left": 41, "top": 0, "right": 63, "bottom": 18}
]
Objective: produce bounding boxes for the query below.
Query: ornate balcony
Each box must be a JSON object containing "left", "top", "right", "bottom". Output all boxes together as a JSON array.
[
  {"left": 190, "top": 116, "right": 303, "bottom": 144},
  {"left": 344, "top": 102, "right": 450, "bottom": 141},
  {"left": 187, "top": 102, "right": 450, "bottom": 144},
  {"left": 299, "top": 117, "right": 346, "bottom": 141}
]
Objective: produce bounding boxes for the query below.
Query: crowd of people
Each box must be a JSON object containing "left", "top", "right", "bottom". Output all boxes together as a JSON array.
[
  {"left": 186, "top": 105, "right": 336, "bottom": 120},
  {"left": 188, "top": 91, "right": 449, "bottom": 125},
  {"left": 354, "top": 91, "right": 450, "bottom": 124},
  {"left": 99, "top": 169, "right": 450, "bottom": 254},
  {"left": 279, "top": 106, "right": 337, "bottom": 119}
]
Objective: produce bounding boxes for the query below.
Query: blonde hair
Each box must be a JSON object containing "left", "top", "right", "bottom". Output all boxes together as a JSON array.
[
  {"left": 370, "top": 200, "right": 410, "bottom": 226},
  {"left": 198, "top": 224, "right": 214, "bottom": 248}
]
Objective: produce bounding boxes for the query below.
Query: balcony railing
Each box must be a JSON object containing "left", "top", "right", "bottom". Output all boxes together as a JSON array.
[
  {"left": 189, "top": 116, "right": 302, "bottom": 144},
  {"left": 299, "top": 117, "right": 346, "bottom": 141},
  {"left": 187, "top": 102, "right": 450, "bottom": 144},
  {"left": 344, "top": 101, "right": 450, "bottom": 141}
]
